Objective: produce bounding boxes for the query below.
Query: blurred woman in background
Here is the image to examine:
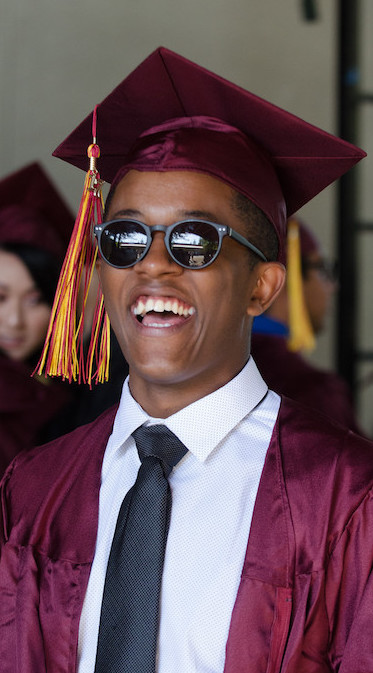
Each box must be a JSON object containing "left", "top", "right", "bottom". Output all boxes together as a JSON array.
[{"left": 0, "top": 162, "right": 74, "bottom": 477}]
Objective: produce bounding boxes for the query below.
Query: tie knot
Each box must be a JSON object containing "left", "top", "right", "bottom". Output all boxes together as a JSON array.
[{"left": 132, "top": 424, "right": 188, "bottom": 476}]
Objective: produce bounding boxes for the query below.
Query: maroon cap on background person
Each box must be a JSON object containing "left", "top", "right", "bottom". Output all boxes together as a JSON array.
[
  {"left": 0, "top": 162, "right": 74, "bottom": 260},
  {"left": 297, "top": 218, "right": 321, "bottom": 258},
  {"left": 53, "top": 46, "right": 366, "bottom": 263}
]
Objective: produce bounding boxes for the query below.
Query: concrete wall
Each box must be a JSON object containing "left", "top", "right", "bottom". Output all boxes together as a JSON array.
[{"left": 2, "top": 0, "right": 372, "bottom": 431}]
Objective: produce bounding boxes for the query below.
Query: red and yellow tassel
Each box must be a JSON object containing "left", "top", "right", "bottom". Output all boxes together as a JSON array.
[{"left": 36, "top": 107, "right": 111, "bottom": 385}]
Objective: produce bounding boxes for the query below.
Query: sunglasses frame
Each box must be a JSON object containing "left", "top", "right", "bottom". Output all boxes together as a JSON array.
[{"left": 94, "top": 218, "right": 267, "bottom": 270}]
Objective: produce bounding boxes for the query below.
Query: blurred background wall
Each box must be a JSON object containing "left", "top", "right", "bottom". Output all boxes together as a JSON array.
[{"left": 1, "top": 0, "right": 372, "bottom": 432}]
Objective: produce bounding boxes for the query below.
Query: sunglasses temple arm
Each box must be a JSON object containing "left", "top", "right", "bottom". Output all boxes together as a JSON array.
[{"left": 229, "top": 228, "right": 267, "bottom": 262}]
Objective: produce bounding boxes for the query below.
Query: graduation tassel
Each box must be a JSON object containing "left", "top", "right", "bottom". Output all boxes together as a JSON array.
[
  {"left": 286, "top": 218, "right": 315, "bottom": 352},
  {"left": 35, "top": 106, "right": 111, "bottom": 385},
  {"left": 86, "top": 288, "right": 111, "bottom": 385}
]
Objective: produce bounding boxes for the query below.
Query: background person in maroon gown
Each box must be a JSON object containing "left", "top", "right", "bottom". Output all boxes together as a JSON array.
[
  {"left": 0, "top": 162, "right": 74, "bottom": 477},
  {"left": 251, "top": 217, "right": 362, "bottom": 433}
]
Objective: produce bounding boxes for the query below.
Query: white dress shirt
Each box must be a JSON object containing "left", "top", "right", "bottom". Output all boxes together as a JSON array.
[{"left": 77, "top": 357, "right": 280, "bottom": 673}]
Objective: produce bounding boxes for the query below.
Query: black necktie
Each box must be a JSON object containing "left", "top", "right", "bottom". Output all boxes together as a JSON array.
[{"left": 94, "top": 424, "right": 188, "bottom": 673}]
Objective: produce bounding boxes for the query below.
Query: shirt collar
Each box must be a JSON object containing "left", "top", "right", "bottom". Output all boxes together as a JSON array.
[{"left": 109, "top": 357, "right": 268, "bottom": 463}]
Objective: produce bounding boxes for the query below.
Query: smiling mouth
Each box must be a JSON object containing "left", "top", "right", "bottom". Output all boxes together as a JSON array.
[
  {"left": 132, "top": 295, "right": 195, "bottom": 327},
  {"left": 0, "top": 335, "right": 24, "bottom": 348}
]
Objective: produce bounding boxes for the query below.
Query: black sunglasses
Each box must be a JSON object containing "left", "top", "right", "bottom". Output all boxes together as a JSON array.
[{"left": 94, "top": 218, "right": 267, "bottom": 270}]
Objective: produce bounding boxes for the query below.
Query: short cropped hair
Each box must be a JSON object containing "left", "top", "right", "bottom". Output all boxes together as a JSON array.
[{"left": 231, "top": 192, "right": 279, "bottom": 263}]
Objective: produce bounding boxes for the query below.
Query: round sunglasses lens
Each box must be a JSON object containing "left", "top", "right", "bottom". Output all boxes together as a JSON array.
[
  {"left": 170, "top": 222, "right": 219, "bottom": 268},
  {"left": 100, "top": 221, "right": 148, "bottom": 267}
]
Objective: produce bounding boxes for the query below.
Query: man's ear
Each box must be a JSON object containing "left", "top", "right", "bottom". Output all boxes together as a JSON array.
[{"left": 246, "top": 262, "right": 286, "bottom": 317}]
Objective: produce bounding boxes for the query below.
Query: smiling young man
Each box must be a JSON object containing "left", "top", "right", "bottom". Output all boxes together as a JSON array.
[
  {"left": 98, "top": 170, "right": 284, "bottom": 417},
  {"left": 1, "top": 48, "right": 373, "bottom": 673}
]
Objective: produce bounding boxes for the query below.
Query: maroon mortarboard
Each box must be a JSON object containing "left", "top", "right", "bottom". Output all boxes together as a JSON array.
[
  {"left": 53, "top": 46, "right": 366, "bottom": 262},
  {"left": 0, "top": 162, "right": 74, "bottom": 260}
]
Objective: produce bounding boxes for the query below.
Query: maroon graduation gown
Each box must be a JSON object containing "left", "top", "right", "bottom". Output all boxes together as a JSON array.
[
  {"left": 0, "top": 354, "right": 71, "bottom": 478},
  {"left": 251, "top": 333, "right": 362, "bottom": 434},
  {"left": 1, "top": 397, "right": 373, "bottom": 672}
]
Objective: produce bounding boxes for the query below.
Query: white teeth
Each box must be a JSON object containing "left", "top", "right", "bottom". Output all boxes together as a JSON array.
[
  {"left": 145, "top": 297, "right": 154, "bottom": 313},
  {"left": 154, "top": 299, "right": 165, "bottom": 312},
  {"left": 144, "top": 320, "right": 172, "bottom": 328},
  {"left": 134, "top": 296, "right": 195, "bottom": 318},
  {"left": 134, "top": 299, "right": 146, "bottom": 316}
]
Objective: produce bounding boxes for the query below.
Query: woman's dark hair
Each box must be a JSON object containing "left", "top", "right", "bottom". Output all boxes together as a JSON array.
[{"left": 1, "top": 243, "right": 61, "bottom": 306}]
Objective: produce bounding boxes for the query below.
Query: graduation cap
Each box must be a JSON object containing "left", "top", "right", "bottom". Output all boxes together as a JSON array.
[
  {"left": 38, "top": 46, "right": 366, "bottom": 384},
  {"left": 54, "top": 46, "right": 366, "bottom": 257},
  {"left": 0, "top": 162, "right": 74, "bottom": 260}
]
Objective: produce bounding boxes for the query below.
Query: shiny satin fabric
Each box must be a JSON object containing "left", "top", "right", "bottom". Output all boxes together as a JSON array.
[
  {"left": 1, "top": 399, "right": 373, "bottom": 672},
  {"left": 251, "top": 332, "right": 363, "bottom": 434},
  {"left": 0, "top": 354, "right": 71, "bottom": 478}
]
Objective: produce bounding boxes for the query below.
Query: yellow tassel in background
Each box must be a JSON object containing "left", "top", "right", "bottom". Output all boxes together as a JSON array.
[{"left": 286, "top": 218, "right": 315, "bottom": 352}]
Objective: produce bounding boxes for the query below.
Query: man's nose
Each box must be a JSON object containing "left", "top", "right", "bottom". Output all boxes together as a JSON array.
[{"left": 134, "top": 231, "right": 182, "bottom": 277}]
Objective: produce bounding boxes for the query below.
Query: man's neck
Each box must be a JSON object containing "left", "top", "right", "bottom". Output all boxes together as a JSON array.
[{"left": 127, "top": 363, "right": 250, "bottom": 418}]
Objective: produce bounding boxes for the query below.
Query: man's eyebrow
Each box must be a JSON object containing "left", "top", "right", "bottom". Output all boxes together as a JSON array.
[
  {"left": 108, "top": 208, "right": 142, "bottom": 219},
  {"left": 179, "top": 209, "right": 219, "bottom": 221},
  {"left": 107, "top": 208, "right": 222, "bottom": 222}
]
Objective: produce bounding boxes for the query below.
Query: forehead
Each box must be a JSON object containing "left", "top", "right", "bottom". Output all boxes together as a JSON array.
[
  {"left": 0, "top": 249, "right": 34, "bottom": 290},
  {"left": 107, "top": 170, "right": 238, "bottom": 220}
]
